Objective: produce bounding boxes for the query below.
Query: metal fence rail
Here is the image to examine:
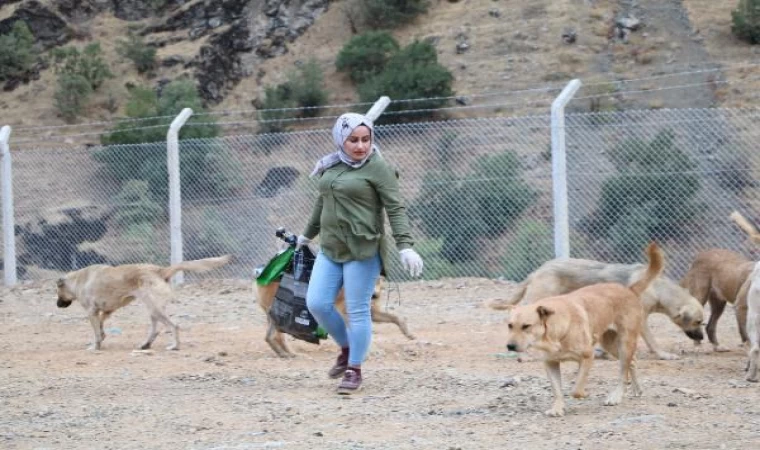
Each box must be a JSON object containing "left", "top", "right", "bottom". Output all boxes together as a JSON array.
[{"left": 1, "top": 108, "right": 759, "bottom": 283}]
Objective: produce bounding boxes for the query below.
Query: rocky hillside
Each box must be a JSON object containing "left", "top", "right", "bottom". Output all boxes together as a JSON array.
[{"left": 0, "top": 0, "right": 759, "bottom": 140}]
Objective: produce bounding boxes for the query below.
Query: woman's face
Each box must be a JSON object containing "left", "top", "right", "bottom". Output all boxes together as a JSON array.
[{"left": 342, "top": 125, "right": 372, "bottom": 161}]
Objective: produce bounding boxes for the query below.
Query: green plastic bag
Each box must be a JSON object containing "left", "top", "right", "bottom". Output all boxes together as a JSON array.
[{"left": 255, "top": 247, "right": 294, "bottom": 286}]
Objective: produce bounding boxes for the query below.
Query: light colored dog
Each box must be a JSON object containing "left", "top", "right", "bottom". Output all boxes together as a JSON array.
[
  {"left": 490, "top": 254, "right": 704, "bottom": 360},
  {"left": 56, "top": 255, "right": 231, "bottom": 351},
  {"left": 745, "top": 262, "right": 760, "bottom": 382},
  {"left": 504, "top": 242, "right": 663, "bottom": 417},
  {"left": 680, "top": 247, "right": 752, "bottom": 352},
  {"left": 255, "top": 276, "right": 415, "bottom": 358}
]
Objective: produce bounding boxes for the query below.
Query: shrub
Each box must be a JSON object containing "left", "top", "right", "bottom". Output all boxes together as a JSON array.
[
  {"left": 732, "top": 0, "right": 760, "bottom": 44},
  {"left": 358, "top": 41, "right": 453, "bottom": 121},
  {"left": 357, "top": 0, "right": 429, "bottom": 30},
  {"left": 117, "top": 33, "right": 157, "bottom": 74},
  {"left": 0, "top": 21, "right": 36, "bottom": 81},
  {"left": 336, "top": 31, "right": 400, "bottom": 83},
  {"left": 412, "top": 151, "right": 536, "bottom": 263},
  {"left": 96, "top": 80, "right": 242, "bottom": 201},
  {"left": 287, "top": 59, "right": 328, "bottom": 117},
  {"left": 54, "top": 73, "right": 93, "bottom": 122},
  {"left": 499, "top": 220, "right": 553, "bottom": 281},
  {"left": 185, "top": 209, "right": 240, "bottom": 260},
  {"left": 113, "top": 180, "right": 163, "bottom": 227},
  {"left": 258, "top": 60, "right": 329, "bottom": 131},
  {"left": 51, "top": 42, "right": 113, "bottom": 90},
  {"left": 587, "top": 129, "right": 701, "bottom": 260}
]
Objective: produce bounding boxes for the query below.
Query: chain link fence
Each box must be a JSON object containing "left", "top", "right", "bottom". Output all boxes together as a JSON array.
[{"left": 2, "top": 108, "right": 759, "bottom": 283}]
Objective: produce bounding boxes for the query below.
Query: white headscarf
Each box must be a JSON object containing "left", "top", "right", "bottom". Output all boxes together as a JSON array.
[{"left": 310, "top": 113, "right": 377, "bottom": 177}]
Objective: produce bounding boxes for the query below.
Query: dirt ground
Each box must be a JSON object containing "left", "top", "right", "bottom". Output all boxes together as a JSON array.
[{"left": 1, "top": 277, "right": 759, "bottom": 450}]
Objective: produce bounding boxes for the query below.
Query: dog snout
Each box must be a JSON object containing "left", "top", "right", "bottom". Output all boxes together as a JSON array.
[
  {"left": 685, "top": 328, "right": 704, "bottom": 342},
  {"left": 57, "top": 298, "right": 72, "bottom": 308},
  {"left": 506, "top": 343, "right": 518, "bottom": 352}
]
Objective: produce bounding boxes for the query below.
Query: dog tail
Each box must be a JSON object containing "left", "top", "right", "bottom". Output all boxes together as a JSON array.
[
  {"left": 487, "top": 281, "right": 528, "bottom": 310},
  {"left": 629, "top": 242, "right": 664, "bottom": 297},
  {"left": 160, "top": 255, "right": 232, "bottom": 281},
  {"left": 730, "top": 210, "right": 760, "bottom": 245}
]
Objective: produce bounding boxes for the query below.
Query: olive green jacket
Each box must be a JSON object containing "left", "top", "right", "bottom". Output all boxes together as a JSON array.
[{"left": 303, "top": 153, "right": 414, "bottom": 270}]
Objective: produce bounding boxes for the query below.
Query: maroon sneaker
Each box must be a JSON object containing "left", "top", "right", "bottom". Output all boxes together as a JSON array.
[
  {"left": 337, "top": 367, "right": 362, "bottom": 394},
  {"left": 328, "top": 347, "right": 349, "bottom": 379}
]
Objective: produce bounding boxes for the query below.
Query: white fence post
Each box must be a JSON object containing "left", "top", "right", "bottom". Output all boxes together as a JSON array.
[
  {"left": 551, "top": 79, "right": 582, "bottom": 259},
  {"left": 1, "top": 125, "right": 16, "bottom": 286},
  {"left": 365, "top": 96, "right": 391, "bottom": 121},
  {"left": 167, "top": 108, "right": 193, "bottom": 285}
]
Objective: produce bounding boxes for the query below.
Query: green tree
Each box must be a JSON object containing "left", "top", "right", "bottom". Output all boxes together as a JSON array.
[
  {"left": 587, "top": 129, "right": 701, "bottom": 261},
  {"left": 54, "top": 74, "right": 93, "bottom": 123},
  {"left": 51, "top": 43, "right": 113, "bottom": 90},
  {"left": 258, "top": 60, "right": 329, "bottom": 131},
  {"left": 113, "top": 180, "right": 163, "bottom": 227},
  {"left": 500, "top": 220, "right": 553, "bottom": 281},
  {"left": 0, "top": 21, "right": 36, "bottom": 81},
  {"left": 358, "top": 41, "right": 453, "bottom": 121},
  {"left": 412, "top": 151, "right": 536, "bottom": 263},
  {"left": 96, "top": 80, "right": 242, "bottom": 201},
  {"left": 336, "top": 31, "right": 400, "bottom": 83},
  {"left": 117, "top": 33, "right": 157, "bottom": 74},
  {"left": 357, "top": 0, "right": 429, "bottom": 30},
  {"left": 732, "top": 0, "right": 760, "bottom": 44}
]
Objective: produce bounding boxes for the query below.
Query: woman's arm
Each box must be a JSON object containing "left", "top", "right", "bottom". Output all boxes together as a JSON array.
[
  {"left": 303, "top": 195, "right": 323, "bottom": 239},
  {"left": 373, "top": 162, "right": 414, "bottom": 250}
]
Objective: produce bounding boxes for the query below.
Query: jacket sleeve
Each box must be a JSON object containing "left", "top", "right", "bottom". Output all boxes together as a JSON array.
[
  {"left": 372, "top": 161, "right": 414, "bottom": 251},
  {"left": 303, "top": 195, "right": 323, "bottom": 239}
]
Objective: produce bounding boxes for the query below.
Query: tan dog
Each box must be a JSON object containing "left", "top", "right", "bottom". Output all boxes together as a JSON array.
[
  {"left": 680, "top": 247, "right": 752, "bottom": 352},
  {"left": 255, "top": 276, "right": 415, "bottom": 358},
  {"left": 56, "top": 255, "right": 231, "bottom": 351},
  {"left": 504, "top": 242, "right": 663, "bottom": 417},
  {"left": 490, "top": 256, "right": 704, "bottom": 360}
]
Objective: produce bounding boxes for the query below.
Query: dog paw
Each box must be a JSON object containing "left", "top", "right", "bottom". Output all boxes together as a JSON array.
[
  {"left": 713, "top": 345, "right": 731, "bottom": 353},
  {"left": 657, "top": 352, "right": 680, "bottom": 361},
  {"left": 544, "top": 407, "right": 565, "bottom": 417},
  {"left": 571, "top": 390, "right": 588, "bottom": 399},
  {"left": 139, "top": 343, "right": 152, "bottom": 350},
  {"left": 603, "top": 395, "right": 622, "bottom": 406},
  {"left": 747, "top": 376, "right": 759, "bottom": 383},
  {"left": 166, "top": 343, "right": 179, "bottom": 351}
]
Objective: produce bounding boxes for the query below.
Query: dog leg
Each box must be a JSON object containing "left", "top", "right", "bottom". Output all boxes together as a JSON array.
[
  {"left": 571, "top": 356, "right": 593, "bottom": 399},
  {"left": 747, "top": 307, "right": 760, "bottom": 382},
  {"left": 735, "top": 291, "right": 749, "bottom": 345},
  {"left": 605, "top": 332, "right": 637, "bottom": 406},
  {"left": 99, "top": 311, "right": 112, "bottom": 342},
  {"left": 544, "top": 361, "right": 565, "bottom": 417},
  {"left": 274, "top": 329, "right": 295, "bottom": 357},
  {"left": 139, "top": 316, "right": 159, "bottom": 350},
  {"left": 87, "top": 312, "right": 103, "bottom": 351},
  {"left": 706, "top": 297, "right": 729, "bottom": 352},
  {"left": 265, "top": 320, "right": 294, "bottom": 358},
  {"left": 154, "top": 311, "right": 180, "bottom": 351},
  {"left": 370, "top": 308, "right": 416, "bottom": 340},
  {"left": 640, "top": 316, "right": 679, "bottom": 360}
]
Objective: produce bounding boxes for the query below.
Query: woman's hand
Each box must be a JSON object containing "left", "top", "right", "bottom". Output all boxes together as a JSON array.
[
  {"left": 296, "top": 235, "right": 311, "bottom": 250},
  {"left": 399, "top": 249, "right": 424, "bottom": 277}
]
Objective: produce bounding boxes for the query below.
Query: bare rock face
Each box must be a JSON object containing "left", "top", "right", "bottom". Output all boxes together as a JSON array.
[
  {"left": 111, "top": 0, "right": 156, "bottom": 21},
  {"left": 53, "top": 0, "right": 110, "bottom": 21},
  {"left": 0, "top": 0, "right": 74, "bottom": 49}
]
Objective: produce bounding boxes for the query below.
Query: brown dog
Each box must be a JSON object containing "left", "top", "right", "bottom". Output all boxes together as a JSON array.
[
  {"left": 489, "top": 256, "right": 704, "bottom": 360},
  {"left": 680, "top": 247, "right": 752, "bottom": 352},
  {"left": 255, "top": 276, "right": 415, "bottom": 358},
  {"left": 56, "top": 255, "right": 231, "bottom": 351},
  {"left": 504, "top": 242, "right": 663, "bottom": 417}
]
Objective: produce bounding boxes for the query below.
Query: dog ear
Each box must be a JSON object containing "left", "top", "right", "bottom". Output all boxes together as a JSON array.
[
  {"left": 536, "top": 305, "right": 554, "bottom": 320},
  {"left": 56, "top": 278, "right": 65, "bottom": 288}
]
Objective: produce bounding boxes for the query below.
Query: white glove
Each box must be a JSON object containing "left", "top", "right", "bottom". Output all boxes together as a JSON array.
[
  {"left": 400, "top": 248, "right": 424, "bottom": 278},
  {"left": 296, "top": 235, "right": 311, "bottom": 250}
]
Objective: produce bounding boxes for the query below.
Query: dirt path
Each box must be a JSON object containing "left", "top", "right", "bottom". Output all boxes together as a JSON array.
[{"left": 1, "top": 278, "right": 759, "bottom": 449}]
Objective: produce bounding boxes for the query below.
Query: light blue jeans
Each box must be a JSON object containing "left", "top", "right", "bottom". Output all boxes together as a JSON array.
[{"left": 306, "top": 251, "right": 381, "bottom": 367}]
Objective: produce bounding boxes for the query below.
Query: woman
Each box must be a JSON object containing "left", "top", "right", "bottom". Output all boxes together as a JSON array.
[{"left": 299, "top": 112, "right": 423, "bottom": 394}]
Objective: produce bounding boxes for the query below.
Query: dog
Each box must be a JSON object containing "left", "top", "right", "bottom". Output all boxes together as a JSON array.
[
  {"left": 745, "top": 262, "right": 760, "bottom": 382},
  {"left": 56, "top": 255, "right": 231, "bottom": 351},
  {"left": 255, "top": 275, "right": 416, "bottom": 358},
  {"left": 489, "top": 254, "right": 704, "bottom": 360},
  {"left": 680, "top": 248, "right": 752, "bottom": 352},
  {"left": 504, "top": 242, "right": 663, "bottom": 417}
]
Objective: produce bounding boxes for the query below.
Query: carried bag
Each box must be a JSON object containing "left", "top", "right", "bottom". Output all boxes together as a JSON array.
[{"left": 255, "top": 229, "right": 326, "bottom": 344}]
